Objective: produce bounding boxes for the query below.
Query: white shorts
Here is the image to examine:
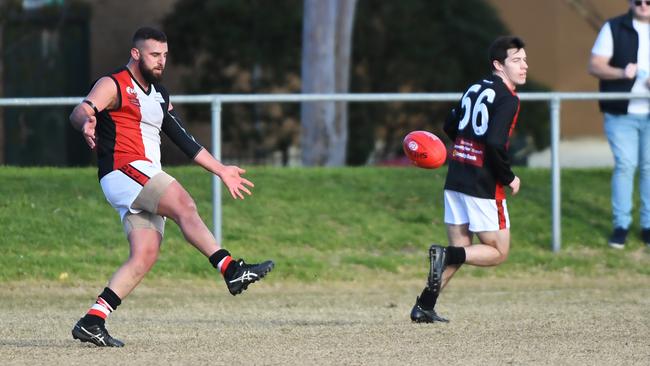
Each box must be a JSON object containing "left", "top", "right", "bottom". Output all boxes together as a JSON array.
[
  {"left": 444, "top": 190, "right": 509, "bottom": 232},
  {"left": 100, "top": 160, "right": 174, "bottom": 221}
]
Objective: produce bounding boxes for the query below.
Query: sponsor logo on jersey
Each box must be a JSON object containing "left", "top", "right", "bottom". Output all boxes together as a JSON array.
[
  {"left": 125, "top": 86, "right": 140, "bottom": 107},
  {"left": 451, "top": 137, "right": 484, "bottom": 167},
  {"left": 127, "top": 97, "right": 140, "bottom": 107}
]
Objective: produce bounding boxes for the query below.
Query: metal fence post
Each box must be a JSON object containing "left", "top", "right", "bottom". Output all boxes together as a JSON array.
[
  {"left": 550, "top": 97, "right": 561, "bottom": 252},
  {"left": 211, "top": 98, "right": 223, "bottom": 244}
]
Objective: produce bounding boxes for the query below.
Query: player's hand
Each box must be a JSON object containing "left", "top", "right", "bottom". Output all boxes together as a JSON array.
[
  {"left": 82, "top": 116, "right": 97, "bottom": 150},
  {"left": 623, "top": 63, "right": 637, "bottom": 80},
  {"left": 509, "top": 176, "right": 520, "bottom": 196},
  {"left": 219, "top": 165, "right": 254, "bottom": 199}
]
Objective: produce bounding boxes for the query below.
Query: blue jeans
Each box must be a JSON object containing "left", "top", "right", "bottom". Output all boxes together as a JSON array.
[{"left": 604, "top": 113, "right": 650, "bottom": 229}]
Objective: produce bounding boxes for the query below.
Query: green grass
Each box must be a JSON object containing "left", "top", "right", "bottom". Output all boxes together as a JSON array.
[{"left": 0, "top": 166, "right": 648, "bottom": 283}]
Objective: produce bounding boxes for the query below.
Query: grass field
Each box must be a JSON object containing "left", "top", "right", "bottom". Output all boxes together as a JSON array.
[
  {"left": 2, "top": 276, "right": 649, "bottom": 365},
  {"left": 0, "top": 166, "right": 648, "bottom": 283},
  {"left": 1, "top": 166, "right": 649, "bottom": 364}
]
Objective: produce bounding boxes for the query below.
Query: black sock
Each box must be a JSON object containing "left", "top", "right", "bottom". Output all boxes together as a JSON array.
[
  {"left": 99, "top": 287, "right": 122, "bottom": 309},
  {"left": 209, "top": 249, "right": 239, "bottom": 280},
  {"left": 446, "top": 246, "right": 466, "bottom": 266},
  {"left": 418, "top": 287, "right": 438, "bottom": 310},
  {"left": 82, "top": 287, "right": 121, "bottom": 326},
  {"left": 209, "top": 249, "right": 231, "bottom": 268}
]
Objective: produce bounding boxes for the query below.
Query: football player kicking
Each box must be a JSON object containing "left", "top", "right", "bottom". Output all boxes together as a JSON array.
[
  {"left": 411, "top": 36, "right": 527, "bottom": 323},
  {"left": 69, "top": 27, "right": 273, "bottom": 347}
]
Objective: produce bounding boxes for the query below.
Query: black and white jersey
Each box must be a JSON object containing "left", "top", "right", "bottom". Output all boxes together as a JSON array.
[{"left": 443, "top": 74, "right": 520, "bottom": 200}]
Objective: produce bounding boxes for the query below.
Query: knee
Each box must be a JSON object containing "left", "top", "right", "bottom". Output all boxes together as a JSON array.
[
  {"left": 482, "top": 239, "right": 509, "bottom": 266},
  {"left": 173, "top": 195, "right": 199, "bottom": 222},
  {"left": 493, "top": 249, "right": 509, "bottom": 265},
  {"left": 483, "top": 251, "right": 508, "bottom": 266},
  {"left": 615, "top": 158, "right": 638, "bottom": 176},
  {"left": 159, "top": 183, "right": 199, "bottom": 222},
  {"left": 129, "top": 248, "right": 159, "bottom": 275}
]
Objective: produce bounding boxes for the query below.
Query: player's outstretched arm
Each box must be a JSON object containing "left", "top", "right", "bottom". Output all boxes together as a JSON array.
[
  {"left": 194, "top": 149, "right": 254, "bottom": 200},
  {"left": 161, "top": 103, "right": 254, "bottom": 199},
  {"left": 69, "top": 77, "right": 117, "bottom": 149}
]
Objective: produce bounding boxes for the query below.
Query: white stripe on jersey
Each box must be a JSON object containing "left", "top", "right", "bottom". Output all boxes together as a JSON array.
[{"left": 133, "top": 82, "right": 164, "bottom": 170}]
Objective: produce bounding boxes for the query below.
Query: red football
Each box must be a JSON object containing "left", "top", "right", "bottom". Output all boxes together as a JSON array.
[{"left": 402, "top": 131, "right": 446, "bottom": 169}]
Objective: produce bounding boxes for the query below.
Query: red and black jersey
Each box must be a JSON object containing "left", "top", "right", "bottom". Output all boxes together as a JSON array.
[
  {"left": 95, "top": 67, "right": 202, "bottom": 179},
  {"left": 443, "top": 74, "right": 520, "bottom": 199}
]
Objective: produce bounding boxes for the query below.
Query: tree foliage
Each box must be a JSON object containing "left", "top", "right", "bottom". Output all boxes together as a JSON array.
[
  {"left": 349, "top": 0, "right": 549, "bottom": 164},
  {"left": 163, "top": 0, "right": 303, "bottom": 163},
  {"left": 164, "top": 0, "right": 303, "bottom": 92},
  {"left": 163, "top": 0, "right": 549, "bottom": 165}
]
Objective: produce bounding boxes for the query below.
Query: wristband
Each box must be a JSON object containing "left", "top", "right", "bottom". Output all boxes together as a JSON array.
[{"left": 83, "top": 99, "right": 100, "bottom": 115}]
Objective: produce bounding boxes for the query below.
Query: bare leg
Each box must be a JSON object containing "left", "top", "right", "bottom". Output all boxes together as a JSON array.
[
  {"left": 440, "top": 224, "right": 473, "bottom": 289},
  {"left": 410, "top": 225, "right": 473, "bottom": 323},
  {"left": 106, "top": 228, "right": 161, "bottom": 299},
  {"left": 467, "top": 229, "right": 511, "bottom": 266},
  {"left": 156, "top": 181, "right": 220, "bottom": 257},
  {"left": 412, "top": 222, "right": 511, "bottom": 323},
  {"left": 441, "top": 226, "right": 510, "bottom": 289},
  {"left": 155, "top": 179, "right": 273, "bottom": 296}
]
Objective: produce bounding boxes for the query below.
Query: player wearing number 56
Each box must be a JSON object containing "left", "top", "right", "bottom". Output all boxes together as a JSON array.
[{"left": 410, "top": 36, "right": 527, "bottom": 323}]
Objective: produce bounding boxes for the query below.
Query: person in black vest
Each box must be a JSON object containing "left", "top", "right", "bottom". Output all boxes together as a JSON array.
[{"left": 589, "top": 0, "right": 650, "bottom": 249}]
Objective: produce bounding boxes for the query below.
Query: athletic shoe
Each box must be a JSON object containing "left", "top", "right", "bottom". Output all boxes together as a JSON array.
[
  {"left": 72, "top": 319, "right": 124, "bottom": 347},
  {"left": 226, "top": 259, "right": 274, "bottom": 295},
  {"left": 410, "top": 297, "right": 449, "bottom": 323},
  {"left": 608, "top": 227, "right": 628, "bottom": 249},
  {"left": 427, "top": 244, "right": 446, "bottom": 293}
]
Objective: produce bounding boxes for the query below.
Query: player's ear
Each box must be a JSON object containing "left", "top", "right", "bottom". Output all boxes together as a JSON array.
[
  {"left": 130, "top": 47, "right": 140, "bottom": 61},
  {"left": 492, "top": 59, "right": 504, "bottom": 72}
]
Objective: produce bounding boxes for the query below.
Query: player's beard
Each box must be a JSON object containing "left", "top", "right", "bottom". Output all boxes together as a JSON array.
[{"left": 139, "top": 60, "right": 163, "bottom": 84}]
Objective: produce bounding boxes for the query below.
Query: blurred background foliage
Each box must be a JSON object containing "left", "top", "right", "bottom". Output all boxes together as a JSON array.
[
  {"left": 163, "top": 0, "right": 550, "bottom": 166},
  {"left": 0, "top": 0, "right": 550, "bottom": 166}
]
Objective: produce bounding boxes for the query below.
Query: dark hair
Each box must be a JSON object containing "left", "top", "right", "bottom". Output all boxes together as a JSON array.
[
  {"left": 488, "top": 36, "right": 525, "bottom": 70},
  {"left": 132, "top": 27, "right": 167, "bottom": 46}
]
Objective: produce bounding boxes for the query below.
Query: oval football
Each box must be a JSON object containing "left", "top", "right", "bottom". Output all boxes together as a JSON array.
[{"left": 402, "top": 130, "right": 446, "bottom": 169}]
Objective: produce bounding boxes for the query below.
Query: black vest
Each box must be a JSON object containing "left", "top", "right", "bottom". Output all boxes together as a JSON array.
[{"left": 599, "top": 11, "right": 638, "bottom": 115}]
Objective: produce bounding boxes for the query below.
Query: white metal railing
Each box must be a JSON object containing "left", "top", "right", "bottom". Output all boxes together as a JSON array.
[{"left": 3, "top": 91, "right": 650, "bottom": 252}]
